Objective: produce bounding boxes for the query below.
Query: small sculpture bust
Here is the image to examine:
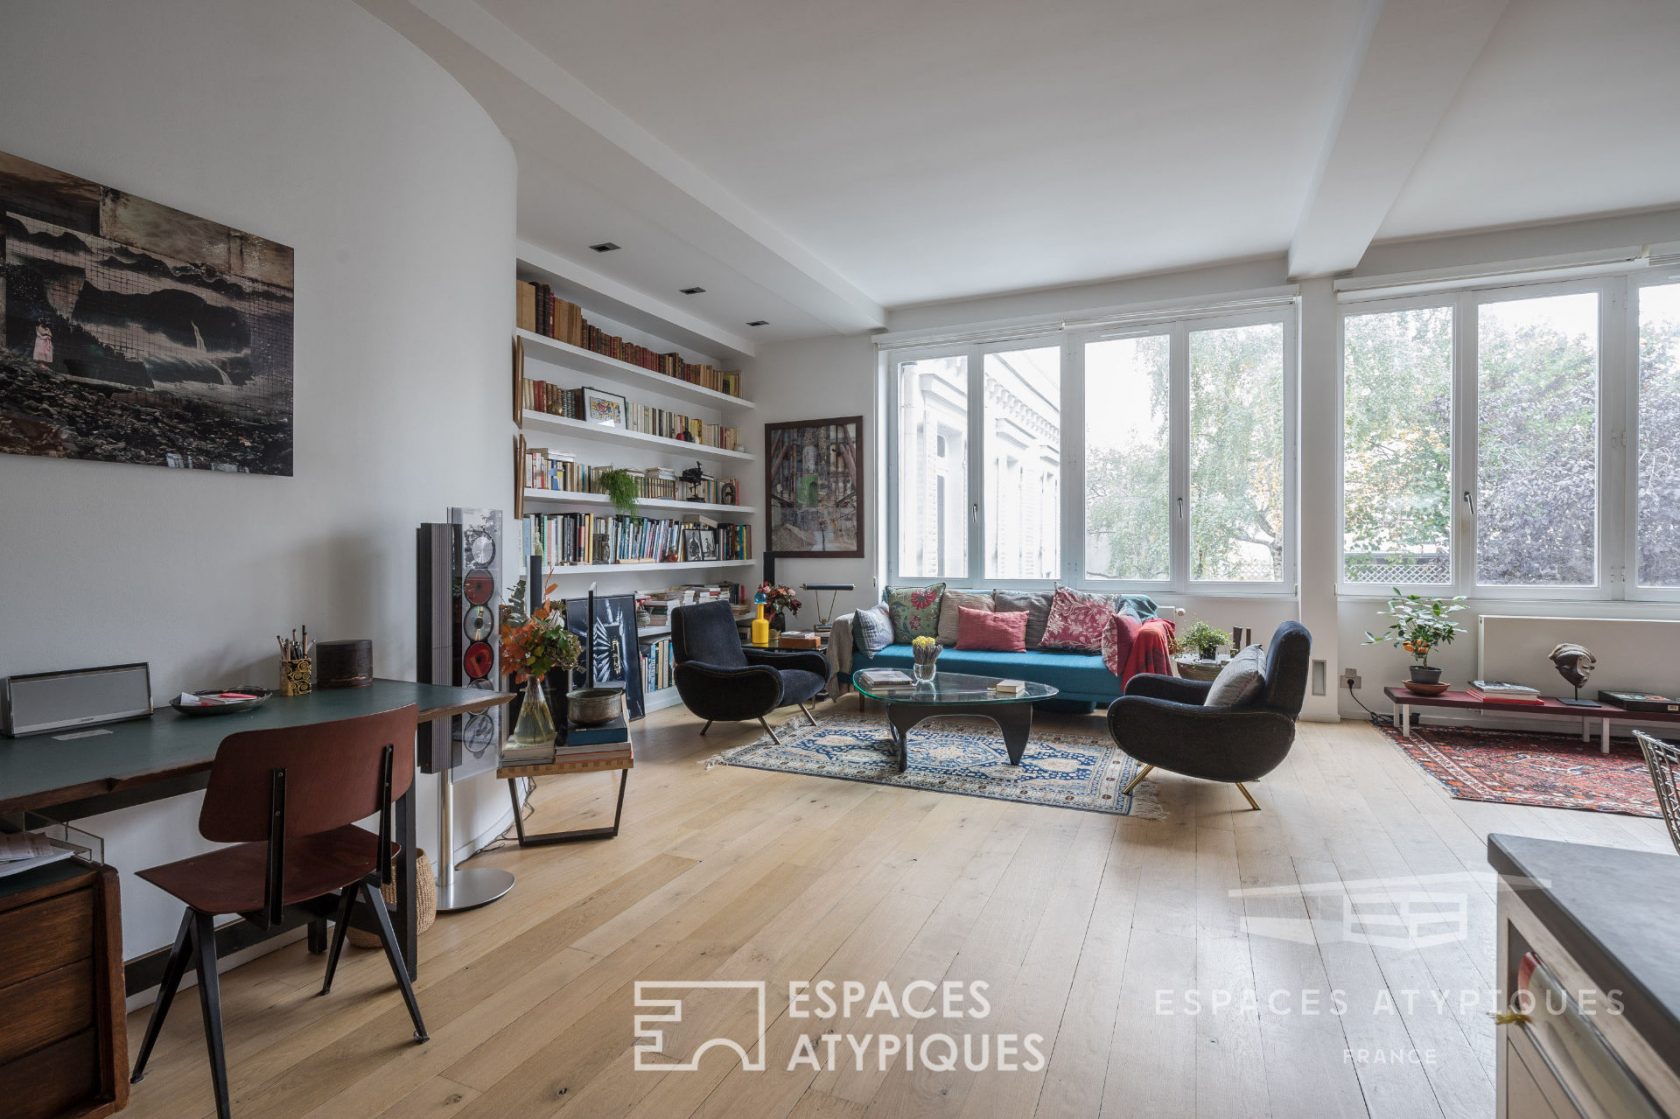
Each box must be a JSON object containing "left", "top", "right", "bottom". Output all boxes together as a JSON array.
[{"left": 1549, "top": 643, "right": 1596, "bottom": 696}]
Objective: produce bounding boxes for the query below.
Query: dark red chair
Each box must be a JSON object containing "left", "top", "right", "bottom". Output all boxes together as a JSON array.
[{"left": 128, "top": 705, "right": 427, "bottom": 1117}]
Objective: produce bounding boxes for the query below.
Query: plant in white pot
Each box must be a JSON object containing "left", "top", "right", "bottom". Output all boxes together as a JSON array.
[{"left": 1364, "top": 588, "right": 1466, "bottom": 695}]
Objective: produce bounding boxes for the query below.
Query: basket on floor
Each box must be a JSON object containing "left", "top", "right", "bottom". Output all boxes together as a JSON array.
[{"left": 347, "top": 848, "right": 436, "bottom": 948}]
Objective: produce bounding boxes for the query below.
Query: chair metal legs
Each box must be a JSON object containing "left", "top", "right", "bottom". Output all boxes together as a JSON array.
[
  {"left": 320, "top": 885, "right": 359, "bottom": 995},
  {"left": 1235, "top": 782, "right": 1261, "bottom": 811},
  {"left": 700, "top": 720, "right": 712, "bottom": 735},
  {"left": 361, "top": 880, "right": 429, "bottom": 1042},
  {"left": 130, "top": 908, "right": 193, "bottom": 1084},
  {"left": 758, "top": 716, "right": 782, "bottom": 745},
  {"left": 797, "top": 702, "right": 819, "bottom": 727},
  {"left": 192, "top": 913, "right": 232, "bottom": 1119},
  {"left": 1121, "top": 763, "right": 1154, "bottom": 796}
]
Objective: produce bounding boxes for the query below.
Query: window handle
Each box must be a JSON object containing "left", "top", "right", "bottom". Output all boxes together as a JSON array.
[
  {"left": 1177, "top": 496, "right": 1185, "bottom": 521},
  {"left": 1463, "top": 490, "right": 1475, "bottom": 517}
]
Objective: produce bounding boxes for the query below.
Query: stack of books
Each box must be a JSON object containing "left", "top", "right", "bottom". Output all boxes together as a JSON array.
[
  {"left": 500, "top": 734, "right": 557, "bottom": 767},
  {"left": 992, "top": 679, "right": 1028, "bottom": 695},
  {"left": 559, "top": 713, "right": 631, "bottom": 763},
  {"left": 1468, "top": 680, "right": 1545, "bottom": 705},
  {"left": 855, "top": 668, "right": 912, "bottom": 688}
]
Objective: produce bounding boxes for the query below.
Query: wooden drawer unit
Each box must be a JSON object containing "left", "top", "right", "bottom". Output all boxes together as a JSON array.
[{"left": 0, "top": 861, "right": 126, "bottom": 1118}]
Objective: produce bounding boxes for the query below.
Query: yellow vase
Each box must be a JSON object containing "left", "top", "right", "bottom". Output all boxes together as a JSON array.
[{"left": 750, "top": 603, "right": 770, "bottom": 647}]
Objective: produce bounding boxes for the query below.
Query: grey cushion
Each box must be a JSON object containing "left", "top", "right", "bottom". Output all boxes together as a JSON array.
[
  {"left": 993, "top": 590, "right": 1053, "bottom": 649},
  {"left": 1204, "top": 645, "right": 1265, "bottom": 708},
  {"left": 936, "top": 589, "right": 994, "bottom": 646},
  {"left": 853, "top": 604, "right": 894, "bottom": 655}
]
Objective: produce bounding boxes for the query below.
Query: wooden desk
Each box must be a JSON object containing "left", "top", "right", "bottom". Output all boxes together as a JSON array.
[
  {"left": 1383, "top": 684, "right": 1680, "bottom": 753},
  {"left": 0, "top": 679, "right": 509, "bottom": 991}
]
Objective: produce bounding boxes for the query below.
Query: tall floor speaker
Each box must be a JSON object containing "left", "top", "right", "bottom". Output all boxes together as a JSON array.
[{"left": 418, "top": 515, "right": 515, "bottom": 912}]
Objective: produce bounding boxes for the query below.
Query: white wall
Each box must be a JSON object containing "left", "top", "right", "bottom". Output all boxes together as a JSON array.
[{"left": 0, "top": 0, "right": 518, "bottom": 961}]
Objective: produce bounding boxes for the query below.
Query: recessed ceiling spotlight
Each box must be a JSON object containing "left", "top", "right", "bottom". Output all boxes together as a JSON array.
[
  {"left": 588, "top": 241, "right": 620, "bottom": 253},
  {"left": 746, "top": 320, "right": 769, "bottom": 327},
  {"left": 679, "top": 286, "right": 706, "bottom": 295}
]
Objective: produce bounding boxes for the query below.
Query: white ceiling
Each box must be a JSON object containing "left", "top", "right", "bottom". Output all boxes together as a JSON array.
[{"left": 363, "top": 0, "right": 1680, "bottom": 345}]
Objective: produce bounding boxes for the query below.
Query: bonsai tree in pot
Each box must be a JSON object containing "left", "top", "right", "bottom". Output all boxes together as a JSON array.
[
  {"left": 1180, "top": 620, "right": 1231, "bottom": 661},
  {"left": 1364, "top": 588, "right": 1466, "bottom": 692}
]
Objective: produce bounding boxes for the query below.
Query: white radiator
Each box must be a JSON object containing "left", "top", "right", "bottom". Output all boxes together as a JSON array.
[{"left": 1478, "top": 615, "right": 1680, "bottom": 698}]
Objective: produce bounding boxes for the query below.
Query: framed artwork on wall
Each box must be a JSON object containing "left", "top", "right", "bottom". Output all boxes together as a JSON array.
[
  {"left": 0, "top": 149, "right": 295, "bottom": 474},
  {"left": 765, "top": 415, "right": 863, "bottom": 557},
  {"left": 583, "top": 386, "right": 627, "bottom": 428}
]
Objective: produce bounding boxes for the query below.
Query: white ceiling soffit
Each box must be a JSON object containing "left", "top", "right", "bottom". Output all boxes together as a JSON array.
[
  {"left": 358, "top": 0, "right": 885, "bottom": 342},
  {"left": 1288, "top": 0, "right": 1509, "bottom": 279}
]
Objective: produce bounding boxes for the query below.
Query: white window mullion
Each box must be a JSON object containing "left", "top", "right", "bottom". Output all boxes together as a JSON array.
[
  {"left": 1454, "top": 291, "right": 1478, "bottom": 598},
  {"left": 966, "top": 344, "right": 985, "bottom": 587},
  {"left": 1169, "top": 321, "right": 1190, "bottom": 590},
  {"left": 1062, "top": 335, "right": 1086, "bottom": 586}
]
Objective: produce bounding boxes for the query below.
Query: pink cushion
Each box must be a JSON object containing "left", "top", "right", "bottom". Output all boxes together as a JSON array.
[
  {"left": 957, "top": 607, "right": 1028, "bottom": 652},
  {"left": 1040, "top": 587, "right": 1112, "bottom": 652},
  {"left": 1102, "top": 610, "right": 1143, "bottom": 676}
]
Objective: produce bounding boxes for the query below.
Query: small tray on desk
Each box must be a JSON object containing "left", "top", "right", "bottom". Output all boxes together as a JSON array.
[{"left": 169, "top": 687, "right": 272, "bottom": 717}]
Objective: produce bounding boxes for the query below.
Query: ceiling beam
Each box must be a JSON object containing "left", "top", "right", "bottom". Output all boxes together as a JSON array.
[{"left": 1288, "top": 0, "right": 1509, "bottom": 279}]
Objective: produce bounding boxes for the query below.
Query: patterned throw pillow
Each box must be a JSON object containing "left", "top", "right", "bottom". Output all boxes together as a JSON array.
[
  {"left": 885, "top": 583, "right": 946, "bottom": 644},
  {"left": 936, "top": 589, "right": 994, "bottom": 646},
  {"left": 1101, "top": 607, "right": 1143, "bottom": 677},
  {"left": 1040, "top": 586, "right": 1114, "bottom": 652},
  {"left": 993, "top": 590, "right": 1053, "bottom": 649},
  {"left": 852, "top": 603, "right": 894, "bottom": 655}
]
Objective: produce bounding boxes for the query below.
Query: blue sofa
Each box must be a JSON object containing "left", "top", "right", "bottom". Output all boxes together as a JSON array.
[{"left": 844, "top": 594, "right": 1160, "bottom": 713}]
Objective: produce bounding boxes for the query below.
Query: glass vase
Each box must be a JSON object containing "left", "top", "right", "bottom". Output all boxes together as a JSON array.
[
  {"left": 509, "top": 675, "right": 557, "bottom": 748},
  {"left": 912, "top": 660, "right": 938, "bottom": 686}
]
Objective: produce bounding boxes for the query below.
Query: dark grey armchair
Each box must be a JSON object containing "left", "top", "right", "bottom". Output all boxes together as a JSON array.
[
  {"left": 1107, "top": 621, "right": 1311, "bottom": 810},
  {"left": 672, "top": 602, "right": 827, "bottom": 743}
]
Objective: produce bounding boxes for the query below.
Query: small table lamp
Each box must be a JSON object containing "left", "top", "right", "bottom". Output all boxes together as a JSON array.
[{"left": 800, "top": 583, "right": 856, "bottom": 632}]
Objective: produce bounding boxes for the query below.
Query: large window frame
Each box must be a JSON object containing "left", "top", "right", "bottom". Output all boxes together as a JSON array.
[
  {"left": 1337, "top": 271, "right": 1679, "bottom": 602},
  {"left": 884, "top": 304, "right": 1298, "bottom": 595}
]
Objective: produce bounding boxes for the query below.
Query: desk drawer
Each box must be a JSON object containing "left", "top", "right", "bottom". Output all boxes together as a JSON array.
[
  {"left": 0, "top": 1028, "right": 100, "bottom": 1119},
  {"left": 0, "top": 888, "right": 94, "bottom": 986},
  {"left": 0, "top": 960, "right": 95, "bottom": 1065}
]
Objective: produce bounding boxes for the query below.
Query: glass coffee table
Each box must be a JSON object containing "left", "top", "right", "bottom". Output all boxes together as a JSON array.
[{"left": 851, "top": 671, "right": 1059, "bottom": 773}]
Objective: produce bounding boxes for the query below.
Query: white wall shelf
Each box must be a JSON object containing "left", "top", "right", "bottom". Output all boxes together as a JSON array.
[
  {"left": 642, "top": 686, "right": 683, "bottom": 713},
  {"left": 518, "top": 329, "right": 755, "bottom": 413},
  {"left": 543, "top": 559, "right": 755, "bottom": 576},
  {"left": 522, "top": 489, "right": 755, "bottom": 516},
  {"left": 521, "top": 410, "right": 754, "bottom": 462}
]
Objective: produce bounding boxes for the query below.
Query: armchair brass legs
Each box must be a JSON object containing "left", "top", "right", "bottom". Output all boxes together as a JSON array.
[
  {"left": 759, "top": 716, "right": 782, "bottom": 745},
  {"left": 797, "top": 702, "right": 819, "bottom": 727},
  {"left": 1120, "top": 763, "right": 1262, "bottom": 811}
]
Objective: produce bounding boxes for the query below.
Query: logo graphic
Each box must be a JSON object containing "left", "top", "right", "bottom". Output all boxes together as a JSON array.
[
  {"left": 1233, "top": 873, "right": 1483, "bottom": 950},
  {"left": 632, "top": 981, "right": 768, "bottom": 1072}
]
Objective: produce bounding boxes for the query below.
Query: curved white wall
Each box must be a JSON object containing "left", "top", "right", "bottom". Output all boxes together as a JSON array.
[{"left": 0, "top": 0, "right": 517, "bottom": 959}]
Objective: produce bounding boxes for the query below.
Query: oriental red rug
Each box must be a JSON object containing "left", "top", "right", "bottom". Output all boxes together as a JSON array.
[{"left": 1382, "top": 723, "right": 1664, "bottom": 817}]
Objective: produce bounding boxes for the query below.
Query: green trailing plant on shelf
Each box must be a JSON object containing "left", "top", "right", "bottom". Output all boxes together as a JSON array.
[
  {"left": 596, "top": 467, "right": 640, "bottom": 514},
  {"left": 1180, "top": 620, "right": 1231, "bottom": 661}
]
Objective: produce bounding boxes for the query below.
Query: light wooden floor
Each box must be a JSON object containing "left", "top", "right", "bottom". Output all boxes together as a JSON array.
[{"left": 118, "top": 698, "right": 1671, "bottom": 1119}]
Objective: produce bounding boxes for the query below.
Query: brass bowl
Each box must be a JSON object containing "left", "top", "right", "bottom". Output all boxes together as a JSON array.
[{"left": 567, "top": 687, "right": 623, "bottom": 726}]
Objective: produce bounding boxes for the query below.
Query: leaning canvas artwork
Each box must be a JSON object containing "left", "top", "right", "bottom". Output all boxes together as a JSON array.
[{"left": 0, "top": 150, "right": 294, "bottom": 474}]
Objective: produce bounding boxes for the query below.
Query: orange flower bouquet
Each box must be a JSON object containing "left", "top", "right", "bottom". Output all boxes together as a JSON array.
[{"left": 501, "top": 580, "right": 582, "bottom": 748}]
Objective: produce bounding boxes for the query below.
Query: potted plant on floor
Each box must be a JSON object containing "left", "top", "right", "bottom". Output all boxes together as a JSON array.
[{"left": 1364, "top": 588, "right": 1466, "bottom": 695}]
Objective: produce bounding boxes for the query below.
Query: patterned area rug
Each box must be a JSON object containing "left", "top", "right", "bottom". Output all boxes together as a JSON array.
[
  {"left": 1383, "top": 723, "right": 1663, "bottom": 817},
  {"left": 712, "top": 713, "right": 1163, "bottom": 818}
]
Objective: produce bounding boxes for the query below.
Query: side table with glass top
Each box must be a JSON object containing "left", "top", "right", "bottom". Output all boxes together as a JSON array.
[{"left": 850, "top": 671, "right": 1059, "bottom": 772}]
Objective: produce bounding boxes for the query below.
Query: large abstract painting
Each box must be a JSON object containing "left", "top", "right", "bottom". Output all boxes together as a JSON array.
[
  {"left": 564, "top": 593, "right": 646, "bottom": 720},
  {"left": 765, "top": 415, "right": 863, "bottom": 557},
  {"left": 0, "top": 150, "right": 294, "bottom": 474}
]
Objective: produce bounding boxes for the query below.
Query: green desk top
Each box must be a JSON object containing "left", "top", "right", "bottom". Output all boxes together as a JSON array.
[{"left": 0, "top": 679, "right": 509, "bottom": 814}]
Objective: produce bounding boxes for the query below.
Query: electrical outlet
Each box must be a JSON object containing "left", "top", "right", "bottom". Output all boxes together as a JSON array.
[{"left": 1343, "top": 667, "right": 1362, "bottom": 690}]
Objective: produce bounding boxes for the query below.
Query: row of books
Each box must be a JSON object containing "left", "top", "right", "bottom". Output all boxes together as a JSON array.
[
  {"left": 521, "top": 449, "right": 736, "bottom": 505},
  {"left": 516, "top": 280, "right": 744, "bottom": 398},
  {"left": 520, "top": 380, "right": 743, "bottom": 451},
  {"left": 522, "top": 512, "right": 752, "bottom": 569},
  {"left": 642, "top": 636, "right": 674, "bottom": 694},
  {"left": 638, "top": 583, "right": 747, "bottom": 623}
]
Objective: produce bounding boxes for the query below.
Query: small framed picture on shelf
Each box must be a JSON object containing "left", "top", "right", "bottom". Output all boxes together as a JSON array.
[
  {"left": 583, "top": 387, "right": 628, "bottom": 428},
  {"left": 682, "top": 526, "right": 706, "bottom": 562},
  {"left": 699, "top": 530, "right": 720, "bottom": 561}
]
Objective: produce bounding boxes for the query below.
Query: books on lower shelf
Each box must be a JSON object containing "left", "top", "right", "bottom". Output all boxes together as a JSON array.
[
  {"left": 1468, "top": 680, "right": 1545, "bottom": 705},
  {"left": 516, "top": 280, "right": 744, "bottom": 397},
  {"left": 642, "top": 635, "right": 673, "bottom": 693},
  {"left": 523, "top": 511, "right": 751, "bottom": 568},
  {"left": 1598, "top": 691, "right": 1680, "bottom": 713},
  {"left": 565, "top": 715, "right": 629, "bottom": 748},
  {"left": 500, "top": 742, "right": 558, "bottom": 766}
]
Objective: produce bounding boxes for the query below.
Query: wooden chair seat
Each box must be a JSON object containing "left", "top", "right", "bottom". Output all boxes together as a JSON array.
[{"left": 137, "top": 827, "right": 397, "bottom": 916}]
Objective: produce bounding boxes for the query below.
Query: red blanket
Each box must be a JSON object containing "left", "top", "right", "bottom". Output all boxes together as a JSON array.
[{"left": 1122, "top": 617, "right": 1176, "bottom": 683}]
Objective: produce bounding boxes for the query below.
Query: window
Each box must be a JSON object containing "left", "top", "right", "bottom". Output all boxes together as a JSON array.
[
  {"left": 1084, "top": 334, "right": 1170, "bottom": 581},
  {"left": 1475, "top": 292, "right": 1599, "bottom": 586},
  {"left": 895, "top": 354, "right": 968, "bottom": 579},
  {"left": 983, "top": 346, "right": 1061, "bottom": 579},
  {"left": 887, "top": 307, "right": 1294, "bottom": 592},
  {"left": 1189, "top": 322, "right": 1285, "bottom": 582},
  {"left": 1341, "top": 305, "right": 1453, "bottom": 585},
  {"left": 1638, "top": 282, "right": 1680, "bottom": 588}
]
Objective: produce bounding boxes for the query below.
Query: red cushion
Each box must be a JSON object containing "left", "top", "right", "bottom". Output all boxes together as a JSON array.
[
  {"left": 957, "top": 607, "right": 1028, "bottom": 652},
  {"left": 1040, "top": 586, "right": 1112, "bottom": 651},
  {"left": 1102, "top": 610, "right": 1143, "bottom": 676}
]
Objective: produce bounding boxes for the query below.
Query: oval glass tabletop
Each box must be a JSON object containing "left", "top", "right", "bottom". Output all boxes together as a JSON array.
[{"left": 851, "top": 670, "right": 1058, "bottom": 704}]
